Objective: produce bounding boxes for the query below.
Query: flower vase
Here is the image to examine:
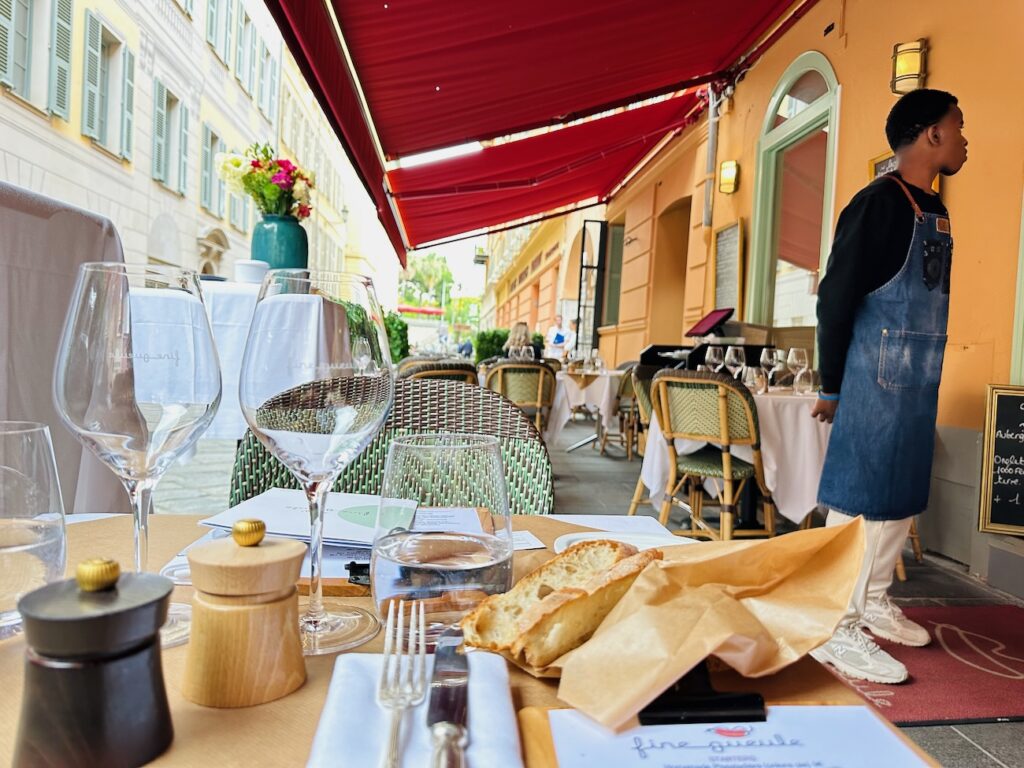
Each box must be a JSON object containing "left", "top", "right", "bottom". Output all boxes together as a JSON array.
[{"left": 251, "top": 214, "right": 308, "bottom": 270}]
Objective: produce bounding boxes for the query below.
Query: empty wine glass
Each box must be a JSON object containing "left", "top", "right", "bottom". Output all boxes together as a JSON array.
[
  {"left": 787, "top": 348, "right": 810, "bottom": 394},
  {"left": 724, "top": 346, "right": 746, "bottom": 379},
  {"left": 741, "top": 366, "right": 768, "bottom": 394},
  {"left": 522, "top": 346, "right": 535, "bottom": 361},
  {"left": 239, "top": 269, "right": 395, "bottom": 655},
  {"left": 54, "top": 264, "right": 221, "bottom": 645},
  {"left": 704, "top": 346, "right": 725, "bottom": 373},
  {"left": 760, "top": 348, "right": 776, "bottom": 386},
  {"left": 352, "top": 337, "right": 372, "bottom": 376}
]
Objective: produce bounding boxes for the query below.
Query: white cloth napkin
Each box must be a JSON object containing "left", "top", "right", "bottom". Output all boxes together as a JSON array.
[{"left": 307, "top": 651, "right": 524, "bottom": 768}]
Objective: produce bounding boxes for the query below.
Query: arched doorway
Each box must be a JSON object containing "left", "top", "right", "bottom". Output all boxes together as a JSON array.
[
  {"left": 197, "top": 228, "right": 229, "bottom": 276},
  {"left": 745, "top": 51, "right": 840, "bottom": 339}
]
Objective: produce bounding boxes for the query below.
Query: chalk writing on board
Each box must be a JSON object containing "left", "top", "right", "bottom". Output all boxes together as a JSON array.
[
  {"left": 714, "top": 221, "right": 742, "bottom": 311},
  {"left": 980, "top": 386, "right": 1024, "bottom": 536}
]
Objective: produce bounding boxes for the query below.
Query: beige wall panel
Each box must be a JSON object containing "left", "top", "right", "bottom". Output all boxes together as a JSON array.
[
  {"left": 624, "top": 185, "right": 655, "bottom": 231},
  {"left": 619, "top": 285, "right": 648, "bottom": 324},
  {"left": 621, "top": 252, "right": 651, "bottom": 293}
]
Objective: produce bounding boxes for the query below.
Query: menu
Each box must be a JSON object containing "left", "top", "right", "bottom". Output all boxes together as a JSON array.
[{"left": 980, "top": 385, "right": 1024, "bottom": 536}]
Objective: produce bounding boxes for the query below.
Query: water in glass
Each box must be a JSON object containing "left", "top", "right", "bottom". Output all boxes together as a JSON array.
[{"left": 724, "top": 346, "right": 746, "bottom": 378}]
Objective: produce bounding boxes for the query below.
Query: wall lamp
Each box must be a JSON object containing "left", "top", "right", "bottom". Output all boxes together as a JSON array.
[
  {"left": 719, "top": 160, "right": 739, "bottom": 194},
  {"left": 891, "top": 38, "right": 928, "bottom": 95}
]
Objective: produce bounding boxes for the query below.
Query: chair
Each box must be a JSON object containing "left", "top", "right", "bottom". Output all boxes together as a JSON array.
[
  {"left": 229, "top": 379, "right": 554, "bottom": 517},
  {"left": 626, "top": 369, "right": 656, "bottom": 515},
  {"left": 396, "top": 355, "right": 442, "bottom": 376},
  {"left": 483, "top": 360, "right": 556, "bottom": 431},
  {"left": 894, "top": 518, "right": 924, "bottom": 581},
  {"left": 398, "top": 360, "right": 478, "bottom": 384},
  {"left": 600, "top": 365, "right": 638, "bottom": 460},
  {"left": 648, "top": 369, "right": 776, "bottom": 540},
  {"left": 542, "top": 357, "right": 562, "bottom": 372}
]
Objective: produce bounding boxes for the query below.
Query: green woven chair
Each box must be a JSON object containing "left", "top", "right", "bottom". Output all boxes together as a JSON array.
[
  {"left": 648, "top": 369, "right": 776, "bottom": 540},
  {"left": 600, "top": 365, "right": 638, "bottom": 460},
  {"left": 542, "top": 357, "right": 562, "bottom": 372},
  {"left": 483, "top": 360, "right": 556, "bottom": 431},
  {"left": 626, "top": 368, "right": 656, "bottom": 515},
  {"left": 396, "top": 354, "right": 442, "bottom": 376},
  {"left": 229, "top": 378, "right": 554, "bottom": 516},
  {"left": 398, "top": 360, "right": 479, "bottom": 384}
]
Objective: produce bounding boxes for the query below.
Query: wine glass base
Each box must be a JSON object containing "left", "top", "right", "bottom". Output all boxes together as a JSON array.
[
  {"left": 300, "top": 606, "right": 380, "bottom": 656},
  {"left": 160, "top": 602, "right": 192, "bottom": 649},
  {"left": 159, "top": 560, "right": 192, "bottom": 586}
]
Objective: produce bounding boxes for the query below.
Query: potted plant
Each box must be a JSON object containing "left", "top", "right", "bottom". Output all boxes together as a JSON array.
[{"left": 218, "top": 143, "right": 315, "bottom": 269}]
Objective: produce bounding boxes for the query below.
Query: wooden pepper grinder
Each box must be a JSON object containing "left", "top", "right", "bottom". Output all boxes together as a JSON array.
[
  {"left": 183, "top": 518, "right": 306, "bottom": 707},
  {"left": 14, "top": 558, "right": 174, "bottom": 768}
]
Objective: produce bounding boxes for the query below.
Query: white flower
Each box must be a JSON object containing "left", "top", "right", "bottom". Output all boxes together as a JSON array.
[
  {"left": 216, "top": 153, "right": 247, "bottom": 194},
  {"left": 293, "top": 178, "right": 310, "bottom": 203}
]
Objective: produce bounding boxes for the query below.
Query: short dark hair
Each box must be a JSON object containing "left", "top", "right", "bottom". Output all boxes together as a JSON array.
[{"left": 885, "top": 89, "right": 958, "bottom": 151}]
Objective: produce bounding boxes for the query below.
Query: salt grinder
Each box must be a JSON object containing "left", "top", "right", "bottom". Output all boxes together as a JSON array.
[
  {"left": 14, "top": 558, "right": 174, "bottom": 768},
  {"left": 183, "top": 518, "right": 306, "bottom": 707}
]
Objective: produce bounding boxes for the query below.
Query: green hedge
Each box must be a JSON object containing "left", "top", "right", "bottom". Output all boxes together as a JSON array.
[
  {"left": 384, "top": 312, "right": 410, "bottom": 361},
  {"left": 474, "top": 328, "right": 509, "bottom": 364}
]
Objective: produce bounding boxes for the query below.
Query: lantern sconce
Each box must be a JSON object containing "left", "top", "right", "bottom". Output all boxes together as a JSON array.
[
  {"left": 891, "top": 38, "right": 928, "bottom": 95},
  {"left": 719, "top": 160, "right": 739, "bottom": 195}
]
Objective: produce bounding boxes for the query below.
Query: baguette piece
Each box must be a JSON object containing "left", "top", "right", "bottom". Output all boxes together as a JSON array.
[
  {"left": 461, "top": 539, "right": 640, "bottom": 652},
  {"left": 511, "top": 548, "right": 662, "bottom": 668}
]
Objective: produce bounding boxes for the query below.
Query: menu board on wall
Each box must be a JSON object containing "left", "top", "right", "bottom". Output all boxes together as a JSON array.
[
  {"left": 714, "top": 220, "right": 743, "bottom": 313},
  {"left": 979, "top": 385, "right": 1024, "bottom": 536}
]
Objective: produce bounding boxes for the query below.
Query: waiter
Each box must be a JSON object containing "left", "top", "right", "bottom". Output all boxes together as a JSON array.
[{"left": 810, "top": 89, "right": 968, "bottom": 684}]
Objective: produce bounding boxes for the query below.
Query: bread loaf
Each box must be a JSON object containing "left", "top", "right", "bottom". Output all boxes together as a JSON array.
[{"left": 461, "top": 539, "right": 662, "bottom": 668}]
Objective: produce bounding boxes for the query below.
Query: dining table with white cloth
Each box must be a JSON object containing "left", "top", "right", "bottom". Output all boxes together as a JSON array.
[
  {"left": 544, "top": 369, "right": 623, "bottom": 445},
  {"left": 639, "top": 390, "right": 832, "bottom": 524}
]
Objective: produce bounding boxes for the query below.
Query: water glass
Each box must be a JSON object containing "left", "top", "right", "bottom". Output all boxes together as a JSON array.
[
  {"left": 704, "top": 346, "right": 725, "bottom": 373},
  {"left": 371, "top": 434, "right": 513, "bottom": 640},
  {"left": 352, "top": 337, "right": 372, "bottom": 376},
  {"left": 0, "top": 422, "right": 66, "bottom": 640},
  {"left": 522, "top": 346, "right": 536, "bottom": 361},
  {"left": 759, "top": 348, "right": 776, "bottom": 385},
  {"left": 724, "top": 346, "right": 746, "bottom": 378},
  {"left": 742, "top": 366, "right": 768, "bottom": 394},
  {"left": 787, "top": 348, "right": 810, "bottom": 394}
]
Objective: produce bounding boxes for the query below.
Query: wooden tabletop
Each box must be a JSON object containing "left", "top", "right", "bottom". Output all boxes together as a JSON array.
[{"left": 0, "top": 514, "right": 871, "bottom": 766}]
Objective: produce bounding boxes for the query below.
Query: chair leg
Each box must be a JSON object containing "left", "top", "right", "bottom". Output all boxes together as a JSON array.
[
  {"left": 894, "top": 555, "right": 907, "bottom": 582},
  {"left": 627, "top": 474, "right": 645, "bottom": 516},
  {"left": 659, "top": 466, "right": 677, "bottom": 527},
  {"left": 909, "top": 517, "right": 923, "bottom": 562},
  {"left": 763, "top": 498, "right": 776, "bottom": 537},
  {"left": 721, "top": 479, "right": 735, "bottom": 540}
]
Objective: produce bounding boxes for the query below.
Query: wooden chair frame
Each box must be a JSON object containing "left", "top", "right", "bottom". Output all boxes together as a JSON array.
[
  {"left": 483, "top": 361, "right": 556, "bottom": 431},
  {"left": 400, "top": 360, "right": 478, "bottom": 384},
  {"left": 627, "top": 370, "right": 656, "bottom": 516},
  {"left": 600, "top": 365, "right": 638, "bottom": 460}
]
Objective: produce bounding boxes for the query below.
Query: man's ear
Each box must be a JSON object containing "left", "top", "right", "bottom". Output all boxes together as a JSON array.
[{"left": 926, "top": 124, "right": 942, "bottom": 146}]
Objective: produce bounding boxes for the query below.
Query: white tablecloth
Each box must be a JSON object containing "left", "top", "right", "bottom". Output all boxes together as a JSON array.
[
  {"left": 639, "top": 391, "right": 831, "bottom": 523},
  {"left": 201, "top": 282, "right": 260, "bottom": 439},
  {"left": 544, "top": 370, "right": 622, "bottom": 444}
]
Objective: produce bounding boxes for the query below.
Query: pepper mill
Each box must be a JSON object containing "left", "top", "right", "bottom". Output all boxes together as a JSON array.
[
  {"left": 14, "top": 558, "right": 174, "bottom": 768},
  {"left": 183, "top": 518, "right": 307, "bottom": 707}
]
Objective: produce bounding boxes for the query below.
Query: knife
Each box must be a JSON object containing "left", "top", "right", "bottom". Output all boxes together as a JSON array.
[{"left": 426, "top": 627, "right": 469, "bottom": 768}]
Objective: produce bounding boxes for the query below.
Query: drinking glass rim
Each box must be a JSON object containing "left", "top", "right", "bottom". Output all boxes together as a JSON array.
[
  {"left": 0, "top": 421, "right": 51, "bottom": 435},
  {"left": 390, "top": 433, "right": 499, "bottom": 451},
  {"left": 264, "top": 268, "right": 376, "bottom": 288},
  {"left": 79, "top": 262, "right": 199, "bottom": 277}
]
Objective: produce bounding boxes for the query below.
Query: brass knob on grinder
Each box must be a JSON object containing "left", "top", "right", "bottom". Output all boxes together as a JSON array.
[
  {"left": 76, "top": 558, "right": 120, "bottom": 592},
  {"left": 232, "top": 519, "right": 266, "bottom": 547}
]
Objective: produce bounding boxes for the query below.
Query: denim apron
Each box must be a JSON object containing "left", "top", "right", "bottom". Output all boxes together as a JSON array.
[{"left": 818, "top": 175, "right": 952, "bottom": 520}]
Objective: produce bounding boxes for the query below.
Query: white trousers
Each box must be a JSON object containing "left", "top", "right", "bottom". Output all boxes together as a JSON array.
[{"left": 826, "top": 509, "right": 913, "bottom": 627}]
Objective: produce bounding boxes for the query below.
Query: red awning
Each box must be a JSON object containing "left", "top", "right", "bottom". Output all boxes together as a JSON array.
[
  {"left": 397, "top": 304, "right": 445, "bottom": 316},
  {"left": 265, "top": 0, "right": 814, "bottom": 258}
]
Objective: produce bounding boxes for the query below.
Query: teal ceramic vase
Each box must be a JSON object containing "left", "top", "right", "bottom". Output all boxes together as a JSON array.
[{"left": 251, "top": 214, "right": 308, "bottom": 269}]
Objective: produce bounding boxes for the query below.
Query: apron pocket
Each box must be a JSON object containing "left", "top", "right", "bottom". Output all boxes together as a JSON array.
[{"left": 878, "top": 330, "right": 947, "bottom": 391}]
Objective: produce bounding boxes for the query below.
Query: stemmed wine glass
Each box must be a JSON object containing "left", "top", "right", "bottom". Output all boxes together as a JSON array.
[
  {"left": 239, "top": 269, "right": 395, "bottom": 655},
  {"left": 724, "top": 346, "right": 746, "bottom": 379},
  {"left": 704, "top": 346, "right": 724, "bottom": 373},
  {"left": 53, "top": 263, "right": 222, "bottom": 646},
  {"left": 352, "top": 337, "right": 372, "bottom": 376},
  {"left": 787, "top": 348, "right": 810, "bottom": 394},
  {"left": 759, "top": 348, "right": 776, "bottom": 387}
]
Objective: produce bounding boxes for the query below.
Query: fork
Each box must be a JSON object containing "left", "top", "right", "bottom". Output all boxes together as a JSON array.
[{"left": 377, "top": 600, "right": 427, "bottom": 768}]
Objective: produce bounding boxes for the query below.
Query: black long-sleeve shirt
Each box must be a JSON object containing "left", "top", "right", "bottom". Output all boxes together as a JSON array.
[{"left": 816, "top": 172, "right": 948, "bottom": 393}]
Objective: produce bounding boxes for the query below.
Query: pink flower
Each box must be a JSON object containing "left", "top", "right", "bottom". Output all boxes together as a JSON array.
[
  {"left": 271, "top": 170, "right": 294, "bottom": 190},
  {"left": 297, "top": 204, "right": 312, "bottom": 219},
  {"left": 277, "top": 158, "right": 296, "bottom": 173}
]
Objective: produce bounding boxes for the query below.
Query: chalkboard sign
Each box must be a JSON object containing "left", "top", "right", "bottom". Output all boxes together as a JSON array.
[
  {"left": 714, "top": 220, "right": 743, "bottom": 313},
  {"left": 979, "top": 385, "right": 1024, "bottom": 536}
]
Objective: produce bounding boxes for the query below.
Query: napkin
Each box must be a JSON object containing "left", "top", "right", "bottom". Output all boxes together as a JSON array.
[{"left": 307, "top": 651, "right": 524, "bottom": 768}]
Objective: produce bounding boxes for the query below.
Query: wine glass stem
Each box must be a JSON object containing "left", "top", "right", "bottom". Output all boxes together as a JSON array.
[
  {"left": 123, "top": 478, "right": 155, "bottom": 573},
  {"left": 304, "top": 480, "right": 330, "bottom": 623}
]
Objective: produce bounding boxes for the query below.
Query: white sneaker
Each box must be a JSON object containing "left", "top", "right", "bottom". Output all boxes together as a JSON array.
[
  {"left": 861, "top": 595, "right": 931, "bottom": 647},
  {"left": 810, "top": 624, "right": 909, "bottom": 684}
]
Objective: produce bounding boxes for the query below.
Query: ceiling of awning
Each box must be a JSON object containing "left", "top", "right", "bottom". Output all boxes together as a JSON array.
[{"left": 264, "top": 0, "right": 812, "bottom": 260}]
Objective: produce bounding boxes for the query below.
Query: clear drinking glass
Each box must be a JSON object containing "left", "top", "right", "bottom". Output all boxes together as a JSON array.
[
  {"left": 742, "top": 366, "right": 768, "bottom": 394},
  {"left": 724, "top": 346, "right": 746, "bottom": 378},
  {"left": 239, "top": 269, "right": 395, "bottom": 655},
  {"left": 352, "top": 337, "right": 372, "bottom": 376},
  {"left": 53, "top": 263, "right": 221, "bottom": 646},
  {"left": 0, "top": 422, "right": 66, "bottom": 640},
  {"left": 704, "top": 346, "right": 725, "bottom": 373},
  {"left": 522, "top": 346, "right": 535, "bottom": 361},
  {"left": 371, "top": 434, "right": 513, "bottom": 641},
  {"left": 787, "top": 348, "right": 810, "bottom": 394},
  {"left": 759, "top": 348, "right": 776, "bottom": 386}
]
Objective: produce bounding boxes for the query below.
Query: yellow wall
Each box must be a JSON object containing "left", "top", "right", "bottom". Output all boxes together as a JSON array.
[
  {"left": 608, "top": 0, "right": 1024, "bottom": 430},
  {"left": 494, "top": 219, "right": 564, "bottom": 332}
]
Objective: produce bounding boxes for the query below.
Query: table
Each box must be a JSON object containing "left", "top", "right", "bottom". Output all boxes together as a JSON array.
[
  {"left": 0, "top": 515, "right": 903, "bottom": 766},
  {"left": 544, "top": 370, "right": 623, "bottom": 450},
  {"left": 640, "top": 391, "right": 832, "bottom": 523}
]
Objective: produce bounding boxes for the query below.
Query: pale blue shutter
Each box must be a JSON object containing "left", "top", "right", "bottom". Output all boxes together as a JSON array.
[
  {"left": 178, "top": 104, "right": 189, "bottom": 195},
  {"left": 246, "top": 27, "right": 255, "bottom": 93},
  {"left": 268, "top": 57, "right": 278, "bottom": 121},
  {"left": 216, "top": 138, "right": 225, "bottom": 217},
  {"left": 119, "top": 48, "right": 134, "bottom": 159},
  {"left": 0, "top": 0, "right": 11, "bottom": 87},
  {"left": 233, "top": 1, "right": 244, "bottom": 73},
  {"left": 184, "top": 0, "right": 194, "bottom": 14},
  {"left": 81, "top": 9, "right": 101, "bottom": 138},
  {"left": 257, "top": 39, "right": 267, "bottom": 113},
  {"left": 205, "top": 0, "right": 217, "bottom": 46},
  {"left": 221, "top": 0, "right": 232, "bottom": 63},
  {"left": 200, "top": 123, "right": 211, "bottom": 210},
  {"left": 48, "top": 0, "right": 73, "bottom": 119},
  {"left": 151, "top": 80, "right": 167, "bottom": 180},
  {"left": 242, "top": 197, "right": 249, "bottom": 232}
]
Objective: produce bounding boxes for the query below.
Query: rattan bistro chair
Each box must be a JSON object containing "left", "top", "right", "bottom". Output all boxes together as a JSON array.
[
  {"left": 398, "top": 360, "right": 478, "bottom": 384},
  {"left": 483, "top": 360, "right": 556, "bottom": 431},
  {"left": 396, "top": 354, "right": 442, "bottom": 376},
  {"left": 600, "top": 365, "right": 638, "bottom": 460},
  {"left": 648, "top": 369, "right": 777, "bottom": 540},
  {"left": 626, "top": 369, "right": 656, "bottom": 516},
  {"left": 229, "top": 378, "right": 554, "bottom": 516}
]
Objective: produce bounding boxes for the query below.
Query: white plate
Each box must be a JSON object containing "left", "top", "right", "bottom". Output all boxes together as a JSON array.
[{"left": 552, "top": 530, "right": 698, "bottom": 554}]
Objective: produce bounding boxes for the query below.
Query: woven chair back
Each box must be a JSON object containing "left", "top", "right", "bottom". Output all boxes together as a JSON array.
[
  {"left": 396, "top": 355, "right": 442, "bottom": 376},
  {"left": 483, "top": 361, "right": 556, "bottom": 409},
  {"left": 651, "top": 369, "right": 761, "bottom": 448},
  {"left": 230, "top": 379, "right": 554, "bottom": 516},
  {"left": 542, "top": 357, "right": 562, "bottom": 372},
  {"left": 616, "top": 365, "right": 636, "bottom": 400},
  {"left": 632, "top": 370, "right": 655, "bottom": 427},
  {"left": 399, "top": 360, "right": 478, "bottom": 384}
]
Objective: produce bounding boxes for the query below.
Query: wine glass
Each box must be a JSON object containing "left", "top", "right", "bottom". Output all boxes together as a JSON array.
[
  {"left": 352, "top": 337, "right": 372, "bottom": 376},
  {"left": 787, "top": 348, "right": 810, "bottom": 394},
  {"left": 741, "top": 366, "right": 767, "bottom": 394},
  {"left": 704, "top": 346, "right": 725, "bottom": 373},
  {"left": 522, "top": 346, "right": 535, "bottom": 361},
  {"left": 371, "top": 434, "right": 513, "bottom": 641},
  {"left": 724, "top": 346, "right": 746, "bottom": 379},
  {"left": 53, "top": 263, "right": 221, "bottom": 646},
  {"left": 0, "top": 422, "right": 66, "bottom": 640},
  {"left": 239, "top": 269, "right": 395, "bottom": 655},
  {"left": 759, "top": 348, "right": 776, "bottom": 386}
]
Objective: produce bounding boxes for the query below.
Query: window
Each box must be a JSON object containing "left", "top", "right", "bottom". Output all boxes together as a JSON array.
[
  {"left": 0, "top": 0, "right": 70, "bottom": 116},
  {"left": 200, "top": 123, "right": 225, "bottom": 215},
  {"left": 205, "top": 0, "right": 231, "bottom": 63},
  {"left": 234, "top": 3, "right": 252, "bottom": 92},
  {"left": 228, "top": 193, "right": 249, "bottom": 232},
  {"left": 256, "top": 40, "right": 276, "bottom": 119},
  {"left": 601, "top": 224, "right": 624, "bottom": 326},
  {"left": 152, "top": 79, "right": 189, "bottom": 194},
  {"left": 81, "top": 10, "right": 133, "bottom": 159}
]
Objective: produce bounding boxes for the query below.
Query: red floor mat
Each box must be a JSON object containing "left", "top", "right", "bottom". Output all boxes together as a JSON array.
[{"left": 826, "top": 605, "right": 1024, "bottom": 725}]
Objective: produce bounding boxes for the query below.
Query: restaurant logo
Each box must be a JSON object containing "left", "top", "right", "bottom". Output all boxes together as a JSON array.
[{"left": 707, "top": 725, "right": 754, "bottom": 738}]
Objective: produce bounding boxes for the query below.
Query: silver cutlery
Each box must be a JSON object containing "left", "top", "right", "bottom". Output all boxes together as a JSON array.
[
  {"left": 376, "top": 600, "right": 426, "bottom": 768},
  {"left": 426, "top": 627, "right": 469, "bottom": 768}
]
